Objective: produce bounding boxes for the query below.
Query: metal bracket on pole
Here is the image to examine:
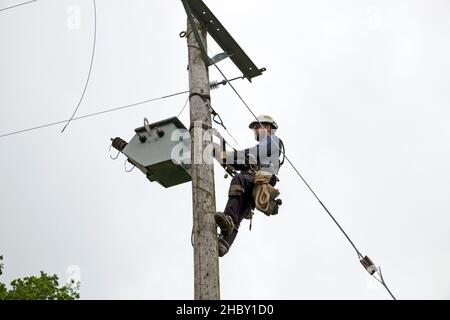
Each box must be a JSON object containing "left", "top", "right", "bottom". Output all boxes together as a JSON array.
[
  {"left": 182, "top": 0, "right": 266, "bottom": 82},
  {"left": 208, "top": 52, "right": 232, "bottom": 66}
]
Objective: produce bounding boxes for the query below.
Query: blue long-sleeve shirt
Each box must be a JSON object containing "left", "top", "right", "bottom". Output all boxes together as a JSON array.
[{"left": 224, "top": 135, "right": 284, "bottom": 175}]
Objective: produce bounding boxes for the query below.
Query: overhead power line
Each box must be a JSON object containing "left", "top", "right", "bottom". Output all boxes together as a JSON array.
[
  {"left": 61, "top": 0, "right": 97, "bottom": 133},
  {"left": 0, "top": 90, "right": 189, "bottom": 139},
  {"left": 0, "top": 72, "right": 244, "bottom": 139},
  {"left": 0, "top": 0, "right": 37, "bottom": 13}
]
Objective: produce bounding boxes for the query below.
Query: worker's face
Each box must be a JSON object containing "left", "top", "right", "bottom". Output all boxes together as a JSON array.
[{"left": 253, "top": 125, "right": 272, "bottom": 141}]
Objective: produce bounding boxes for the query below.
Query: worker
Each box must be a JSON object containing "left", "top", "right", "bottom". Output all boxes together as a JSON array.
[{"left": 213, "top": 115, "right": 285, "bottom": 257}]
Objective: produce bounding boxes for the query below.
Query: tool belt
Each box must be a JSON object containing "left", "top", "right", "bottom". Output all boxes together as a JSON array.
[{"left": 252, "top": 171, "right": 282, "bottom": 216}]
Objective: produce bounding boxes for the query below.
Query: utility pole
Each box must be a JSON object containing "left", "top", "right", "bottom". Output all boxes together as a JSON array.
[{"left": 187, "top": 17, "right": 220, "bottom": 300}]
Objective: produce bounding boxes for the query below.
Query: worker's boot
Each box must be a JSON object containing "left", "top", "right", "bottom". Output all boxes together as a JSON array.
[
  {"left": 217, "top": 236, "right": 230, "bottom": 257},
  {"left": 217, "top": 228, "right": 238, "bottom": 257},
  {"left": 214, "top": 212, "right": 235, "bottom": 235}
]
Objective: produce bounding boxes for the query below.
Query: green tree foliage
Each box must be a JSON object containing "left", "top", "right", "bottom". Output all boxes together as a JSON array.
[{"left": 0, "top": 255, "right": 80, "bottom": 300}]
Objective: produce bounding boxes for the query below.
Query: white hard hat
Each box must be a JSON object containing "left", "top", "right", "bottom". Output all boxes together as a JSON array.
[{"left": 249, "top": 115, "right": 278, "bottom": 129}]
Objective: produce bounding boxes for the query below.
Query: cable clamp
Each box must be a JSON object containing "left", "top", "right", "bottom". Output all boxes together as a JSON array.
[
  {"left": 360, "top": 256, "right": 378, "bottom": 275},
  {"left": 189, "top": 122, "right": 211, "bottom": 133},
  {"left": 189, "top": 91, "right": 211, "bottom": 102}
]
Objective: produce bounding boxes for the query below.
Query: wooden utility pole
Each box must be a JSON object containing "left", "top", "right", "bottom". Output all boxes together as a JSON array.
[{"left": 187, "top": 17, "right": 220, "bottom": 300}]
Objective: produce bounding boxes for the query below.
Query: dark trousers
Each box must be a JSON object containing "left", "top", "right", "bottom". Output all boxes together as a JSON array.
[
  {"left": 221, "top": 173, "right": 257, "bottom": 248},
  {"left": 222, "top": 172, "right": 278, "bottom": 247}
]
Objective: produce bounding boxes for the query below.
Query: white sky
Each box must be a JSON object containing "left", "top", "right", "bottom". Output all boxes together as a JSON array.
[{"left": 1, "top": 0, "right": 449, "bottom": 299}]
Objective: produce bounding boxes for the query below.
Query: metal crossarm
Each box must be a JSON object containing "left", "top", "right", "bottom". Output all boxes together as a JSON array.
[{"left": 185, "top": 0, "right": 266, "bottom": 81}]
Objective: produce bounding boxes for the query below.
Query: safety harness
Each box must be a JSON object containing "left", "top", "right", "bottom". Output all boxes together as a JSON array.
[{"left": 212, "top": 129, "right": 285, "bottom": 228}]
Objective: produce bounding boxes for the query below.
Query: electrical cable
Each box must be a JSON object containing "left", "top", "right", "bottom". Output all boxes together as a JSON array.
[
  {"left": 217, "top": 62, "right": 397, "bottom": 299},
  {"left": 0, "top": 89, "right": 189, "bottom": 139},
  {"left": 373, "top": 267, "right": 396, "bottom": 300},
  {"left": 177, "top": 96, "right": 190, "bottom": 118},
  {"left": 0, "top": 0, "right": 37, "bottom": 13},
  {"left": 219, "top": 67, "right": 398, "bottom": 298},
  {"left": 61, "top": 0, "right": 97, "bottom": 133}
]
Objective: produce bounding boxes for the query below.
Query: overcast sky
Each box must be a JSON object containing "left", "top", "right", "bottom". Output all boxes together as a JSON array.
[{"left": 1, "top": 0, "right": 449, "bottom": 300}]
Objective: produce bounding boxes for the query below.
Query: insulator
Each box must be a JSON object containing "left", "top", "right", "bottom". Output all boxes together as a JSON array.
[
  {"left": 137, "top": 134, "right": 147, "bottom": 143},
  {"left": 111, "top": 137, "right": 128, "bottom": 152},
  {"left": 210, "top": 79, "right": 226, "bottom": 90},
  {"left": 155, "top": 127, "right": 165, "bottom": 138}
]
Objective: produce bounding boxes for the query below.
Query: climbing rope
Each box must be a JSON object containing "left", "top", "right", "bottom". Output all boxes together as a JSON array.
[{"left": 253, "top": 174, "right": 272, "bottom": 213}]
